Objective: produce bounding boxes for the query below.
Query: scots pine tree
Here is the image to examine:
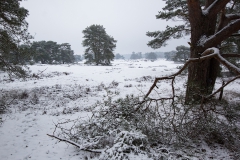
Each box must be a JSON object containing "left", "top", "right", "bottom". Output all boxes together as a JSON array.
[
  {"left": 59, "top": 43, "right": 75, "bottom": 64},
  {"left": 82, "top": 25, "right": 117, "bottom": 65},
  {"left": 0, "top": 0, "right": 32, "bottom": 77},
  {"left": 31, "top": 41, "right": 58, "bottom": 64},
  {"left": 147, "top": 0, "right": 240, "bottom": 103}
]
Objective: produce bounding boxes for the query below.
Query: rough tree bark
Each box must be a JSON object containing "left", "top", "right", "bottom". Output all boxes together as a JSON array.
[{"left": 185, "top": 0, "right": 240, "bottom": 103}]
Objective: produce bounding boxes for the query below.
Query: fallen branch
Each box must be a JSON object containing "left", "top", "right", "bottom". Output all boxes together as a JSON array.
[{"left": 47, "top": 134, "right": 101, "bottom": 153}]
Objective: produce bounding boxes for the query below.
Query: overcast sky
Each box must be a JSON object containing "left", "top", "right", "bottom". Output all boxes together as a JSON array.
[{"left": 20, "top": 0, "right": 188, "bottom": 55}]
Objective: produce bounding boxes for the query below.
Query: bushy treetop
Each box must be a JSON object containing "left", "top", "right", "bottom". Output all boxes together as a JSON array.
[{"left": 82, "top": 24, "right": 117, "bottom": 65}]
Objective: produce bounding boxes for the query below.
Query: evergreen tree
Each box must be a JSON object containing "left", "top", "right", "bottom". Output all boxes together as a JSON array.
[
  {"left": 145, "top": 52, "right": 157, "bottom": 60},
  {"left": 173, "top": 45, "right": 190, "bottom": 63},
  {"left": 147, "top": 0, "right": 240, "bottom": 103},
  {"left": 31, "top": 41, "right": 75, "bottom": 64},
  {"left": 0, "top": 0, "right": 32, "bottom": 77},
  {"left": 115, "top": 53, "right": 125, "bottom": 59},
  {"left": 82, "top": 25, "right": 117, "bottom": 65},
  {"left": 59, "top": 43, "right": 75, "bottom": 64},
  {"left": 31, "top": 41, "right": 58, "bottom": 64},
  {"left": 164, "top": 51, "right": 177, "bottom": 61}
]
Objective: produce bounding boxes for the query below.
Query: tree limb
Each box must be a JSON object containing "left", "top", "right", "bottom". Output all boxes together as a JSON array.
[
  {"left": 204, "top": 0, "right": 230, "bottom": 17},
  {"left": 205, "top": 75, "right": 240, "bottom": 99},
  {"left": 203, "top": 19, "right": 240, "bottom": 48},
  {"left": 47, "top": 134, "right": 101, "bottom": 153}
]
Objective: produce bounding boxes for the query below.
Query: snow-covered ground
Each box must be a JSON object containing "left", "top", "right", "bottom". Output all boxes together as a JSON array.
[{"left": 0, "top": 59, "right": 239, "bottom": 159}]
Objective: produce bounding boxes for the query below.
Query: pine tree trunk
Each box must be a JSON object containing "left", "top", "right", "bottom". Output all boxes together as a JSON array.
[
  {"left": 185, "top": 48, "right": 220, "bottom": 103},
  {"left": 185, "top": 0, "right": 219, "bottom": 103}
]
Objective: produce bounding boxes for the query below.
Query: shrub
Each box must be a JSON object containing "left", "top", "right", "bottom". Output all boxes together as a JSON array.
[{"left": 53, "top": 93, "right": 240, "bottom": 159}]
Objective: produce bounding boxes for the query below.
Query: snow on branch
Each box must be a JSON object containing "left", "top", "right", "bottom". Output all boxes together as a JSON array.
[
  {"left": 202, "top": 0, "right": 229, "bottom": 17},
  {"left": 200, "top": 19, "right": 240, "bottom": 49},
  {"left": 47, "top": 134, "right": 101, "bottom": 153}
]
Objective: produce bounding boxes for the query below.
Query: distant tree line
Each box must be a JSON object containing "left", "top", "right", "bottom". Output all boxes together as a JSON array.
[
  {"left": 145, "top": 52, "right": 158, "bottom": 60},
  {"left": 130, "top": 52, "right": 142, "bottom": 60},
  {"left": 114, "top": 46, "right": 190, "bottom": 62},
  {"left": 31, "top": 41, "right": 75, "bottom": 64},
  {"left": 127, "top": 51, "right": 164, "bottom": 60},
  {"left": 4, "top": 41, "right": 79, "bottom": 65}
]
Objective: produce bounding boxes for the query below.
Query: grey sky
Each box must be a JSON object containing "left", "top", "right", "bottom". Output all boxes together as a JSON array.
[{"left": 21, "top": 0, "right": 188, "bottom": 55}]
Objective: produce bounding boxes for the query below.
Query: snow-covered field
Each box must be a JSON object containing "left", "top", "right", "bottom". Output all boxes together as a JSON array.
[{"left": 0, "top": 59, "right": 239, "bottom": 160}]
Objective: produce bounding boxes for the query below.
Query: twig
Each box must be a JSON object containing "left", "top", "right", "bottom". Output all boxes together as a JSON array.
[
  {"left": 33, "top": 68, "right": 48, "bottom": 78},
  {"left": 205, "top": 75, "right": 240, "bottom": 99}
]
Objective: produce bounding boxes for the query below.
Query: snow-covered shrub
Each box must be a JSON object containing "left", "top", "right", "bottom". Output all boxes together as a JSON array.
[
  {"left": 19, "top": 90, "right": 29, "bottom": 99},
  {"left": 202, "top": 100, "right": 240, "bottom": 151},
  {"left": 53, "top": 95, "right": 160, "bottom": 155},
  {"left": 71, "top": 94, "right": 148, "bottom": 149},
  {"left": 108, "top": 80, "right": 119, "bottom": 88},
  {"left": 99, "top": 131, "right": 148, "bottom": 160},
  {"left": 0, "top": 89, "right": 30, "bottom": 113},
  {"left": 30, "top": 92, "right": 39, "bottom": 104},
  {"left": 53, "top": 90, "right": 240, "bottom": 158}
]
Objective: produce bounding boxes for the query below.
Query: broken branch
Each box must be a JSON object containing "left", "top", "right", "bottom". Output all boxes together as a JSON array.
[{"left": 47, "top": 134, "right": 101, "bottom": 153}]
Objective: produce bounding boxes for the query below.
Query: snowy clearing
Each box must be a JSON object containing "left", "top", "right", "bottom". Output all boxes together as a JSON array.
[{"left": 0, "top": 59, "right": 239, "bottom": 160}]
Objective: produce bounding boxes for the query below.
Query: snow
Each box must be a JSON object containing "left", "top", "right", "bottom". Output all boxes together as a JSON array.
[
  {"left": 198, "top": 35, "right": 208, "bottom": 47},
  {"left": 0, "top": 59, "right": 239, "bottom": 159}
]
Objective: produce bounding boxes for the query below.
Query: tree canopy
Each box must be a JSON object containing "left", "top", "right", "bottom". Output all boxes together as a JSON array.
[
  {"left": 82, "top": 25, "right": 117, "bottom": 65},
  {"left": 31, "top": 41, "right": 75, "bottom": 64},
  {"left": 0, "top": 0, "right": 32, "bottom": 77},
  {"left": 148, "top": 0, "right": 240, "bottom": 53}
]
